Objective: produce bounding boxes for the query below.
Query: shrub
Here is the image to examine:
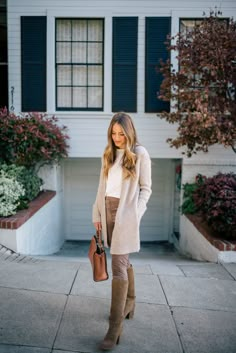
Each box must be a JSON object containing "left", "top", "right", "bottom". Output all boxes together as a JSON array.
[
  {"left": 193, "top": 173, "right": 236, "bottom": 239},
  {"left": 0, "top": 108, "right": 69, "bottom": 168},
  {"left": 0, "top": 163, "right": 43, "bottom": 203},
  {"left": 0, "top": 170, "right": 25, "bottom": 217},
  {"left": 180, "top": 174, "right": 206, "bottom": 214}
]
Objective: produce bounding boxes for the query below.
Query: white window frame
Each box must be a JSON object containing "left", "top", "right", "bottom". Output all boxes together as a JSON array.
[{"left": 47, "top": 10, "right": 112, "bottom": 114}]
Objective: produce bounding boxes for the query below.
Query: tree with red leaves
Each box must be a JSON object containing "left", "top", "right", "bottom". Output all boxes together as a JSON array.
[{"left": 158, "top": 12, "right": 236, "bottom": 157}]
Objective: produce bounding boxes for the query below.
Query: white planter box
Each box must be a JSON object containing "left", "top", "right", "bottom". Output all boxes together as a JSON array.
[
  {"left": 179, "top": 215, "right": 236, "bottom": 263},
  {"left": 0, "top": 192, "right": 64, "bottom": 256},
  {"left": 0, "top": 163, "right": 65, "bottom": 256},
  {"left": 38, "top": 164, "right": 63, "bottom": 192}
]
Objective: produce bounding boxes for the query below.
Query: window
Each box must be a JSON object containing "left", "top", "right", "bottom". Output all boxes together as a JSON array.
[{"left": 56, "top": 19, "right": 104, "bottom": 111}]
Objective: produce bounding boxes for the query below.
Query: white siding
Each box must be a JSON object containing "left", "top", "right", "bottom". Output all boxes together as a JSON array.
[
  {"left": 173, "top": 160, "right": 181, "bottom": 233},
  {"left": 57, "top": 114, "right": 182, "bottom": 159},
  {"left": 182, "top": 157, "right": 236, "bottom": 185},
  {"left": 63, "top": 158, "right": 176, "bottom": 241}
]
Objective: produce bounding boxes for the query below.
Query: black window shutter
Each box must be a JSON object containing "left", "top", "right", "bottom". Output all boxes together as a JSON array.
[
  {"left": 21, "top": 16, "right": 46, "bottom": 112},
  {"left": 145, "top": 17, "right": 171, "bottom": 113},
  {"left": 112, "top": 17, "right": 138, "bottom": 112}
]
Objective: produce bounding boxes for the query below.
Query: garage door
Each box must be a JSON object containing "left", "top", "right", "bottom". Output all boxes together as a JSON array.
[{"left": 63, "top": 158, "right": 175, "bottom": 241}]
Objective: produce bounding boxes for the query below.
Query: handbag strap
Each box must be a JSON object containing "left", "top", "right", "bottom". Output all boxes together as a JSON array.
[
  {"left": 96, "top": 229, "right": 104, "bottom": 251},
  {"left": 96, "top": 229, "right": 102, "bottom": 244}
]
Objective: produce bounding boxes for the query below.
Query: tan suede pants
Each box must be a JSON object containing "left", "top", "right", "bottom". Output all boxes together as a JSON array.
[{"left": 105, "top": 196, "right": 130, "bottom": 280}]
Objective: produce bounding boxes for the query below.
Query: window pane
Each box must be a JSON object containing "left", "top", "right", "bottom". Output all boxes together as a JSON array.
[
  {"left": 72, "top": 42, "right": 87, "bottom": 63},
  {"left": 180, "top": 19, "right": 195, "bottom": 34},
  {"left": 180, "top": 19, "right": 202, "bottom": 36},
  {"left": 57, "top": 65, "right": 71, "bottom": 85},
  {"left": 88, "top": 66, "right": 102, "bottom": 85},
  {"left": 73, "top": 87, "right": 87, "bottom": 107},
  {"left": 57, "top": 87, "right": 71, "bottom": 107},
  {"left": 88, "top": 87, "right": 102, "bottom": 107},
  {"left": 88, "top": 43, "right": 103, "bottom": 63},
  {"left": 73, "top": 65, "right": 87, "bottom": 85},
  {"left": 57, "top": 42, "right": 71, "bottom": 63},
  {"left": 72, "top": 19, "right": 87, "bottom": 41},
  {"left": 57, "top": 20, "right": 71, "bottom": 41},
  {"left": 88, "top": 20, "right": 103, "bottom": 41}
]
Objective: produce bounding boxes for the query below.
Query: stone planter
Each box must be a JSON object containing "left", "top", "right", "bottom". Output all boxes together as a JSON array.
[{"left": 179, "top": 214, "right": 236, "bottom": 263}]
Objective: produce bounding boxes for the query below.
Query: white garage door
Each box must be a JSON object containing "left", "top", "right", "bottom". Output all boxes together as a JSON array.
[{"left": 63, "top": 158, "right": 175, "bottom": 242}]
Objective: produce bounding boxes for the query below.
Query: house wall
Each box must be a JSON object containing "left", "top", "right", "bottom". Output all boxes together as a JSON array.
[{"left": 7, "top": 0, "right": 236, "bottom": 160}]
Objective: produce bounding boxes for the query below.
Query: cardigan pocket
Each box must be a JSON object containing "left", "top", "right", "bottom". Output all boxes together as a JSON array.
[{"left": 137, "top": 199, "right": 147, "bottom": 221}]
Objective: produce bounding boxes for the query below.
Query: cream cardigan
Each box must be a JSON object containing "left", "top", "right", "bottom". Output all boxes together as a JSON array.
[{"left": 92, "top": 145, "right": 152, "bottom": 254}]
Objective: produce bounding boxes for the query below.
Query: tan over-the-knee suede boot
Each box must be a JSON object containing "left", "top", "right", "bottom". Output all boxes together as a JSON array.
[
  {"left": 124, "top": 265, "right": 136, "bottom": 319},
  {"left": 99, "top": 279, "right": 128, "bottom": 351}
]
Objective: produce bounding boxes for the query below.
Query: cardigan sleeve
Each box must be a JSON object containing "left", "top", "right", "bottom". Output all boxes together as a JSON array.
[
  {"left": 92, "top": 160, "right": 104, "bottom": 223},
  {"left": 137, "top": 148, "right": 152, "bottom": 220}
]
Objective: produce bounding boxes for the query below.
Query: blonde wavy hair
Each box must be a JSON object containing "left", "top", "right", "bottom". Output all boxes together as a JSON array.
[{"left": 103, "top": 112, "right": 138, "bottom": 179}]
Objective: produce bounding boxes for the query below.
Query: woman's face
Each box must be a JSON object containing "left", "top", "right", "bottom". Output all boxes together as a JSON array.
[{"left": 111, "top": 123, "right": 126, "bottom": 149}]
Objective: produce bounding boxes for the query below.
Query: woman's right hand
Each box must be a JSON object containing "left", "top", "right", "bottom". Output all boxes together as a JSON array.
[{"left": 94, "top": 222, "right": 102, "bottom": 233}]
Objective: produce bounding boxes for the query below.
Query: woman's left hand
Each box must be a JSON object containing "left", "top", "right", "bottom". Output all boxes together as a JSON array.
[{"left": 94, "top": 222, "right": 102, "bottom": 233}]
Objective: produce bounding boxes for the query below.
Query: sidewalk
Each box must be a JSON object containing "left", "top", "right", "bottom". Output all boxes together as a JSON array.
[{"left": 0, "top": 242, "right": 236, "bottom": 353}]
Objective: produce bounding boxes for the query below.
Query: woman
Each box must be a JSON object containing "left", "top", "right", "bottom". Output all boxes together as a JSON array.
[{"left": 93, "top": 112, "right": 152, "bottom": 350}]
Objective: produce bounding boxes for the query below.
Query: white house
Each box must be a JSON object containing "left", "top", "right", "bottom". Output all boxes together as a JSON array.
[{"left": 4, "top": 0, "right": 236, "bottom": 254}]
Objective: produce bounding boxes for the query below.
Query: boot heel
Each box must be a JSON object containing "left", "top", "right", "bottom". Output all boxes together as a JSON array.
[
  {"left": 116, "top": 335, "right": 121, "bottom": 345},
  {"left": 126, "top": 310, "right": 134, "bottom": 319}
]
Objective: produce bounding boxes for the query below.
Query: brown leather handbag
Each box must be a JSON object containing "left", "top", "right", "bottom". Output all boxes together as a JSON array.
[{"left": 88, "top": 231, "right": 109, "bottom": 282}]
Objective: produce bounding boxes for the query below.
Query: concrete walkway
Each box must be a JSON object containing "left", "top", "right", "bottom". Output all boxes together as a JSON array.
[{"left": 0, "top": 242, "right": 236, "bottom": 353}]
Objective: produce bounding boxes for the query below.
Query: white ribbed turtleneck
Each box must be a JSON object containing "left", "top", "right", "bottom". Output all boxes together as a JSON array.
[{"left": 105, "top": 149, "right": 124, "bottom": 198}]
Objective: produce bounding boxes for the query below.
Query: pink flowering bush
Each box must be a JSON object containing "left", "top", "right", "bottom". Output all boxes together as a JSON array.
[
  {"left": 0, "top": 108, "right": 69, "bottom": 168},
  {"left": 193, "top": 173, "right": 236, "bottom": 240},
  {"left": 181, "top": 173, "right": 236, "bottom": 240}
]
